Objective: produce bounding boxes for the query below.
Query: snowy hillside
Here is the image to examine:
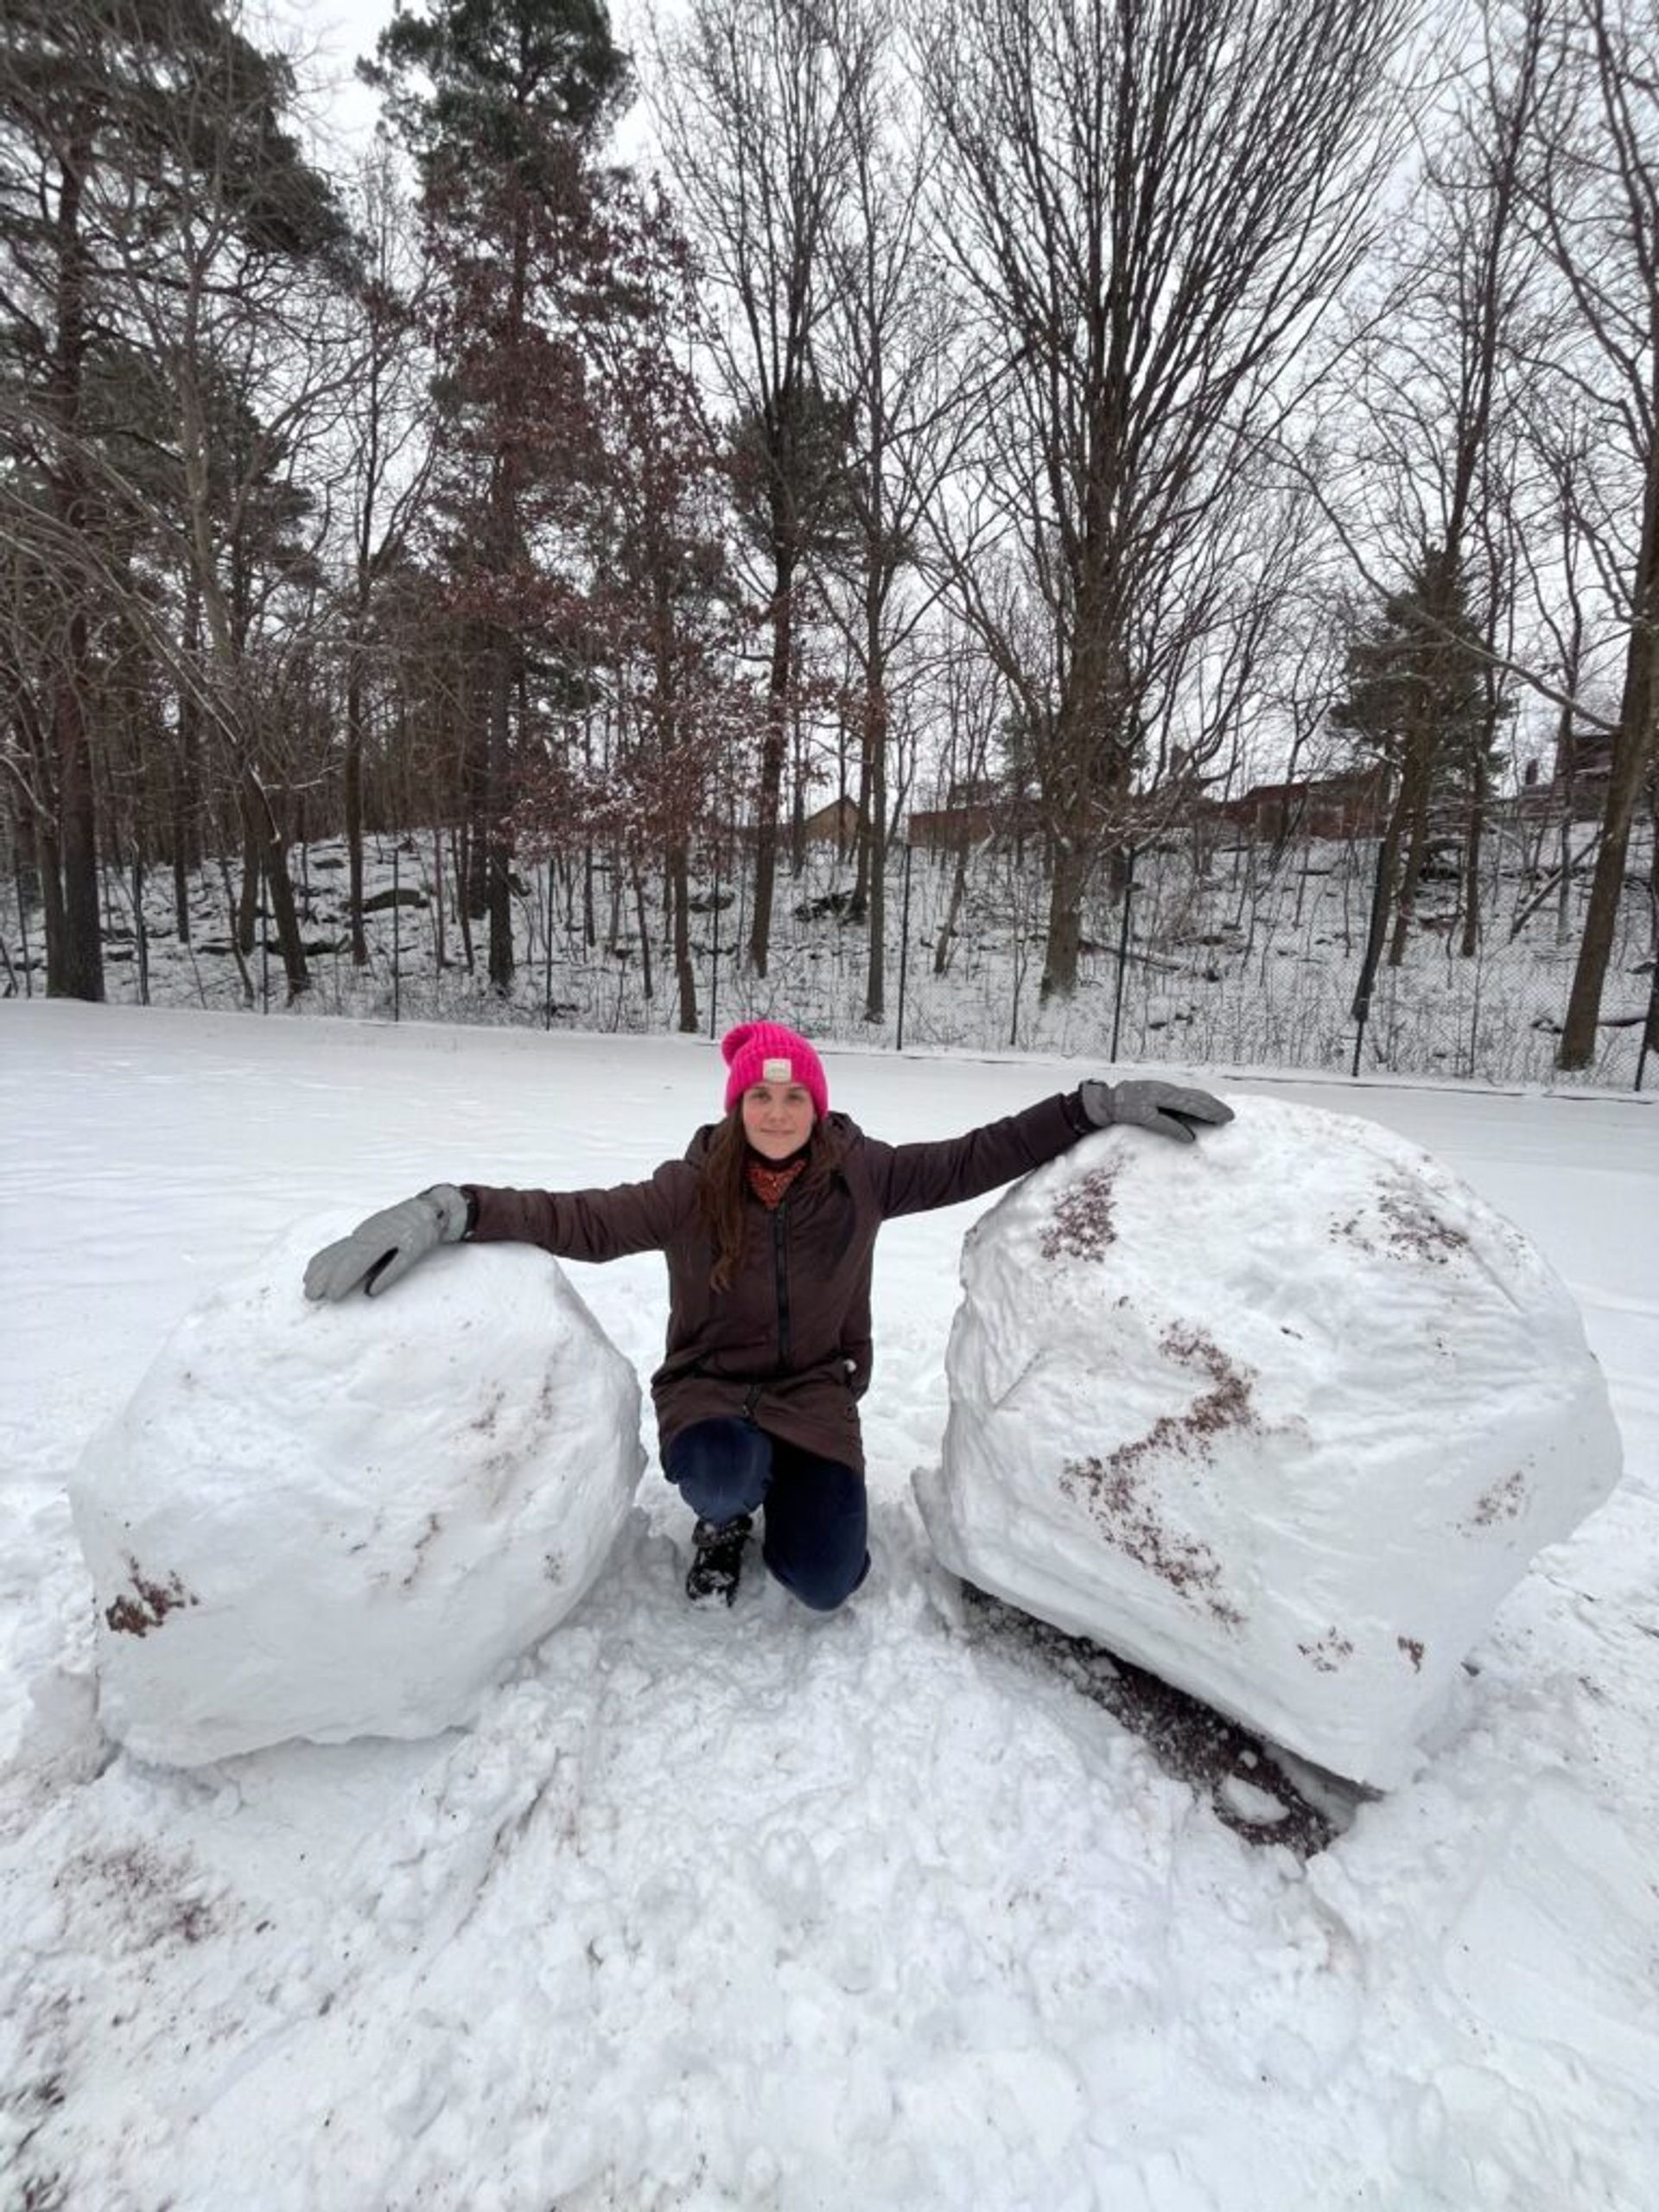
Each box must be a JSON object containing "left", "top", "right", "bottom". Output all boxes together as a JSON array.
[{"left": 2, "top": 1006, "right": 1656, "bottom": 2211}]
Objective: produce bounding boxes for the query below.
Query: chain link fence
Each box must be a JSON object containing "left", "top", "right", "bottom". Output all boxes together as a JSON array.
[{"left": 4, "top": 815, "right": 1656, "bottom": 1092}]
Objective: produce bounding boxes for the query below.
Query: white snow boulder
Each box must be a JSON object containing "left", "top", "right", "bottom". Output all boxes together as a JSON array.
[
  {"left": 914, "top": 1096, "right": 1621, "bottom": 1789},
  {"left": 70, "top": 1218, "right": 644, "bottom": 1765}
]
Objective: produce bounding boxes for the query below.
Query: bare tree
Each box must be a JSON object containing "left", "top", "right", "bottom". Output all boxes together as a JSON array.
[
  {"left": 926, "top": 639, "right": 1004, "bottom": 980},
  {"left": 118, "top": 17, "right": 355, "bottom": 1001},
  {"left": 1, "top": 0, "right": 355, "bottom": 1001},
  {"left": 918, "top": 0, "right": 1409, "bottom": 1000},
  {"left": 1317, "top": 7, "right": 1544, "bottom": 1001},
  {"left": 649, "top": 0, "right": 865, "bottom": 978},
  {"left": 578, "top": 189, "right": 741, "bottom": 1037},
  {"left": 1524, "top": 0, "right": 1659, "bottom": 1070},
  {"left": 338, "top": 149, "right": 434, "bottom": 968},
  {"left": 814, "top": 0, "right": 964, "bottom": 1021},
  {"left": 1402, "top": 14, "right": 1542, "bottom": 957},
  {"left": 1510, "top": 397, "right": 1601, "bottom": 944},
  {"left": 0, "top": 0, "right": 180, "bottom": 1001}
]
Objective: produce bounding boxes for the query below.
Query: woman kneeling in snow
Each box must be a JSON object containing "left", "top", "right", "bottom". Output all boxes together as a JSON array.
[{"left": 304, "top": 1023, "right": 1230, "bottom": 1611}]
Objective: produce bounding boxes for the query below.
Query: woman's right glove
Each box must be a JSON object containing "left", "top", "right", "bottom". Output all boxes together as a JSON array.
[
  {"left": 1077, "top": 1079, "right": 1233, "bottom": 1144},
  {"left": 303, "top": 1184, "right": 471, "bottom": 1301}
]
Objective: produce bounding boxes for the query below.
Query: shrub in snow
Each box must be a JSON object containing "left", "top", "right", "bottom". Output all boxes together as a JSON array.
[
  {"left": 913, "top": 1097, "right": 1622, "bottom": 1788},
  {"left": 70, "top": 1221, "right": 644, "bottom": 1765}
]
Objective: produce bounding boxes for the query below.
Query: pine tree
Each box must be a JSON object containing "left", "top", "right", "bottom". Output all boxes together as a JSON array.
[{"left": 365, "top": 0, "right": 630, "bottom": 996}]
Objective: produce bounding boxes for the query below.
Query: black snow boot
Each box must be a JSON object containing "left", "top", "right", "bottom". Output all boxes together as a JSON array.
[{"left": 685, "top": 1514, "right": 753, "bottom": 1606}]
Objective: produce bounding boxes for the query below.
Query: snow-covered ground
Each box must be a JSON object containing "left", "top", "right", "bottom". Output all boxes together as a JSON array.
[{"left": 2, "top": 1003, "right": 1655, "bottom": 2212}]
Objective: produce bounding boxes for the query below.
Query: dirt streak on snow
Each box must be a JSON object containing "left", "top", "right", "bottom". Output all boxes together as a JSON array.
[{"left": 1, "top": 1005, "right": 1655, "bottom": 2212}]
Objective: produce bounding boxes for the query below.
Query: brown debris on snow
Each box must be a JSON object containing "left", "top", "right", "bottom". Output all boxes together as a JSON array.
[
  {"left": 1058, "top": 1326, "right": 1257, "bottom": 1630},
  {"left": 1332, "top": 1176, "right": 1471, "bottom": 1268},
  {"left": 56, "top": 1840, "right": 221, "bottom": 1950},
  {"left": 103, "top": 1555, "right": 198, "bottom": 1637},
  {"left": 1059, "top": 1458, "right": 1243, "bottom": 1629},
  {"left": 960, "top": 1584, "right": 1351, "bottom": 1856},
  {"left": 1298, "top": 1628, "right": 1355, "bottom": 1673},
  {"left": 1101, "top": 1328, "right": 1260, "bottom": 1484},
  {"left": 1468, "top": 1471, "right": 1529, "bottom": 1529},
  {"left": 1039, "top": 1169, "right": 1119, "bottom": 1263}
]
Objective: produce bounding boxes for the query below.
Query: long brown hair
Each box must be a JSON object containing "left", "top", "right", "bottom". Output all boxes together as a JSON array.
[{"left": 699, "top": 1106, "right": 841, "bottom": 1291}]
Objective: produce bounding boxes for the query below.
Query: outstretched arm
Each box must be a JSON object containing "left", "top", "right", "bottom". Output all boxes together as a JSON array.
[
  {"left": 868, "top": 1078, "right": 1233, "bottom": 1220},
  {"left": 303, "top": 1160, "right": 695, "bottom": 1300},
  {"left": 869, "top": 1095, "right": 1090, "bottom": 1218},
  {"left": 465, "top": 1165, "right": 691, "bottom": 1263}
]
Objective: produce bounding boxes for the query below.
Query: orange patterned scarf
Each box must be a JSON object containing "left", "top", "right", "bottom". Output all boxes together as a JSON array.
[{"left": 746, "top": 1155, "right": 807, "bottom": 1211}]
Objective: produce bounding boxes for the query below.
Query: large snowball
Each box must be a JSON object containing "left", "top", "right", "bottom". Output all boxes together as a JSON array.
[
  {"left": 70, "top": 1220, "right": 644, "bottom": 1766},
  {"left": 913, "top": 1097, "right": 1621, "bottom": 1788}
]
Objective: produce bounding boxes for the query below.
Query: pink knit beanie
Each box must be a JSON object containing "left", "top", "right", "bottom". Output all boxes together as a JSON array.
[{"left": 721, "top": 1021, "right": 829, "bottom": 1120}]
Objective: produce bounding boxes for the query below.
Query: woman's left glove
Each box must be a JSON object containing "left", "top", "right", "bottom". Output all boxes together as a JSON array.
[
  {"left": 303, "top": 1184, "right": 471, "bottom": 1301},
  {"left": 1077, "top": 1079, "right": 1234, "bottom": 1144}
]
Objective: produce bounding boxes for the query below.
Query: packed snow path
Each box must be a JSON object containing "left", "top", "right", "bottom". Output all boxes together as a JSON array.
[{"left": 2, "top": 1007, "right": 1656, "bottom": 2212}]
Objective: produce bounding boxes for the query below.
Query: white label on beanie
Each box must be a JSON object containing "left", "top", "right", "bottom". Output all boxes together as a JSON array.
[{"left": 763, "top": 1057, "right": 792, "bottom": 1082}]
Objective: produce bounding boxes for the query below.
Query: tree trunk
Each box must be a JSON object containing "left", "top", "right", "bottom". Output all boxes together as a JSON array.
[
  {"left": 1387, "top": 719, "right": 1434, "bottom": 967},
  {"left": 463, "top": 700, "right": 489, "bottom": 923},
  {"left": 36, "top": 817, "right": 67, "bottom": 995},
  {"left": 1351, "top": 779, "right": 1408, "bottom": 1026},
  {"left": 670, "top": 840, "right": 697, "bottom": 1032},
  {"left": 40, "top": 126, "right": 104, "bottom": 1004},
  {"left": 454, "top": 823, "right": 475, "bottom": 974},
  {"left": 1040, "top": 598, "right": 1133, "bottom": 1001},
  {"left": 1388, "top": 808, "right": 1429, "bottom": 967},
  {"left": 632, "top": 861, "right": 653, "bottom": 1003},
  {"left": 172, "top": 575, "right": 203, "bottom": 946},
  {"left": 242, "top": 772, "right": 310, "bottom": 1001},
  {"left": 236, "top": 811, "right": 260, "bottom": 956},
  {"left": 170, "top": 756, "right": 194, "bottom": 947},
  {"left": 1559, "top": 444, "right": 1659, "bottom": 1070},
  {"left": 1555, "top": 708, "right": 1578, "bottom": 945},
  {"left": 790, "top": 674, "right": 808, "bottom": 879},
  {"left": 851, "top": 746, "right": 872, "bottom": 918},
  {"left": 346, "top": 655, "right": 369, "bottom": 965},
  {"left": 1459, "top": 781, "right": 1485, "bottom": 958},
  {"left": 485, "top": 629, "right": 515, "bottom": 994},
  {"left": 748, "top": 550, "right": 794, "bottom": 976},
  {"left": 53, "top": 612, "right": 104, "bottom": 1002},
  {"left": 132, "top": 855, "right": 149, "bottom": 1006},
  {"left": 862, "top": 663, "right": 888, "bottom": 1022},
  {"left": 934, "top": 840, "right": 970, "bottom": 977},
  {"left": 432, "top": 823, "right": 447, "bottom": 970},
  {"left": 1040, "top": 839, "right": 1090, "bottom": 1001}
]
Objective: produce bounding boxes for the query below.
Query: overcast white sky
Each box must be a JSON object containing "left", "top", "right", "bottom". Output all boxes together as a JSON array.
[
  {"left": 277, "top": 0, "right": 658, "bottom": 164},
  {"left": 278, "top": 0, "right": 396, "bottom": 148}
]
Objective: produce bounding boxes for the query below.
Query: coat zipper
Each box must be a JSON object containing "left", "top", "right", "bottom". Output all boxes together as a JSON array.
[{"left": 773, "top": 1199, "right": 792, "bottom": 1369}]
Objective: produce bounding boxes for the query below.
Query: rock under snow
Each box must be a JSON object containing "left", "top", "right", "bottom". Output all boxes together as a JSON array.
[
  {"left": 913, "top": 1096, "right": 1622, "bottom": 1789},
  {"left": 70, "top": 1219, "right": 644, "bottom": 1766}
]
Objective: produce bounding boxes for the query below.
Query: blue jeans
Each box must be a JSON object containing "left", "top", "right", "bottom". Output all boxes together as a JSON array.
[{"left": 664, "top": 1417, "right": 870, "bottom": 1612}]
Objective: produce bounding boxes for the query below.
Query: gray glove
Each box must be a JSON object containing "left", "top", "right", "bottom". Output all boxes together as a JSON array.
[
  {"left": 303, "top": 1184, "right": 471, "bottom": 1301},
  {"left": 1077, "top": 1079, "right": 1234, "bottom": 1145}
]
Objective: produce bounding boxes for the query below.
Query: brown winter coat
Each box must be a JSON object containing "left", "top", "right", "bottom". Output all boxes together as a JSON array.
[{"left": 464, "top": 1093, "right": 1090, "bottom": 1475}]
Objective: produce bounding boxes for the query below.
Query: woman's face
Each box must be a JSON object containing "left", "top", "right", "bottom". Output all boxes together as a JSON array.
[{"left": 741, "top": 1081, "right": 816, "bottom": 1160}]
